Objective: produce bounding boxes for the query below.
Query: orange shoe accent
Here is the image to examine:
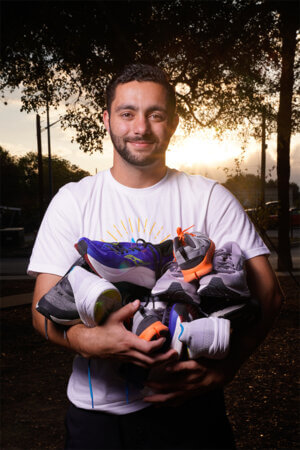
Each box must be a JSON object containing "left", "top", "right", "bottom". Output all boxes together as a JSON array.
[
  {"left": 181, "top": 240, "right": 215, "bottom": 282},
  {"left": 176, "top": 225, "right": 195, "bottom": 246},
  {"left": 139, "top": 321, "right": 169, "bottom": 341}
]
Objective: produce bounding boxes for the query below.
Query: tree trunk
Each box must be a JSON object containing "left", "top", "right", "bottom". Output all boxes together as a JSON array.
[{"left": 276, "top": 4, "right": 298, "bottom": 271}]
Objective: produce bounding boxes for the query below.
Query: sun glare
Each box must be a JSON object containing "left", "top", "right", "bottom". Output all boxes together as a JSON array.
[{"left": 167, "top": 131, "right": 242, "bottom": 170}]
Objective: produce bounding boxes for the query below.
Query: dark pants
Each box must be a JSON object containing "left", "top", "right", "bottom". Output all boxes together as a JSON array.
[{"left": 65, "top": 390, "right": 235, "bottom": 450}]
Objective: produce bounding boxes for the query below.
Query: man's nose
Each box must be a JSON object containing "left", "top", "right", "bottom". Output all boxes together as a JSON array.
[{"left": 133, "top": 115, "right": 150, "bottom": 135}]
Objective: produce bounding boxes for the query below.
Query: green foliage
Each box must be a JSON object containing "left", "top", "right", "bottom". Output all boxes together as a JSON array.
[
  {"left": 0, "top": 146, "right": 24, "bottom": 206},
  {"left": 223, "top": 173, "right": 260, "bottom": 208},
  {"left": 1, "top": 1, "right": 298, "bottom": 153},
  {"left": 0, "top": 147, "right": 90, "bottom": 230}
]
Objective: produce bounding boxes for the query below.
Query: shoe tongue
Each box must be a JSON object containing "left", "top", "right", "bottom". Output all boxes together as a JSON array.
[
  {"left": 156, "top": 239, "right": 173, "bottom": 256},
  {"left": 184, "top": 234, "right": 196, "bottom": 248}
]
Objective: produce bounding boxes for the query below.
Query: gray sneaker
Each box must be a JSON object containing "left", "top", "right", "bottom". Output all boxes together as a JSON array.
[
  {"left": 151, "top": 261, "right": 200, "bottom": 304},
  {"left": 36, "top": 258, "right": 121, "bottom": 327},
  {"left": 197, "top": 242, "right": 251, "bottom": 299},
  {"left": 36, "top": 257, "right": 89, "bottom": 326},
  {"left": 173, "top": 227, "right": 215, "bottom": 282}
]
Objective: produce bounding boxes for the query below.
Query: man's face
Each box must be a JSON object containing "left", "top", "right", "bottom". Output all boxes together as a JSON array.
[{"left": 103, "top": 81, "right": 178, "bottom": 167}]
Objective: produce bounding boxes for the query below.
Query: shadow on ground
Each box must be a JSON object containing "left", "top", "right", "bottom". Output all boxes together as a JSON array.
[{"left": 1, "top": 276, "right": 299, "bottom": 449}]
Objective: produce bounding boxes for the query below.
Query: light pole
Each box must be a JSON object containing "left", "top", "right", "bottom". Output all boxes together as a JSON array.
[
  {"left": 260, "top": 107, "right": 267, "bottom": 207},
  {"left": 41, "top": 103, "right": 61, "bottom": 202},
  {"left": 36, "top": 114, "right": 44, "bottom": 220},
  {"left": 46, "top": 98, "right": 53, "bottom": 201}
]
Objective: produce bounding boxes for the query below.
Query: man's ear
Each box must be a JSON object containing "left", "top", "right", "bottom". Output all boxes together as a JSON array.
[{"left": 103, "top": 110, "right": 110, "bottom": 133}]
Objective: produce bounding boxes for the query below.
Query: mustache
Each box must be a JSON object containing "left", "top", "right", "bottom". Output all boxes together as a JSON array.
[{"left": 125, "top": 136, "right": 156, "bottom": 143}]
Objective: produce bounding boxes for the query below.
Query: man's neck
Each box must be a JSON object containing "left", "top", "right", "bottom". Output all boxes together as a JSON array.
[{"left": 110, "top": 152, "right": 167, "bottom": 188}]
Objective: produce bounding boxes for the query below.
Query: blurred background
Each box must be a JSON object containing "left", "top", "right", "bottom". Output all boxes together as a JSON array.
[{"left": 0, "top": 1, "right": 299, "bottom": 448}]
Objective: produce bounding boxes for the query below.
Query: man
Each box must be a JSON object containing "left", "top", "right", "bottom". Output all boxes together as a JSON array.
[{"left": 29, "top": 64, "right": 283, "bottom": 449}]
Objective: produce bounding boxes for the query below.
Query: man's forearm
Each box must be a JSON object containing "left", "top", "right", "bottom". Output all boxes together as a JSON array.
[{"left": 32, "top": 274, "right": 178, "bottom": 366}]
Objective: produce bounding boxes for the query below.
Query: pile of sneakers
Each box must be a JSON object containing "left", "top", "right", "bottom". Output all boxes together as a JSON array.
[{"left": 36, "top": 227, "right": 260, "bottom": 362}]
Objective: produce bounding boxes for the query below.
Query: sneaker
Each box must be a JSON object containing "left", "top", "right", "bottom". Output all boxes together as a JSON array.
[
  {"left": 173, "top": 227, "right": 215, "bottom": 282},
  {"left": 168, "top": 303, "right": 200, "bottom": 358},
  {"left": 197, "top": 242, "right": 251, "bottom": 299},
  {"left": 205, "top": 297, "right": 261, "bottom": 331},
  {"left": 36, "top": 257, "right": 89, "bottom": 325},
  {"left": 114, "top": 281, "right": 152, "bottom": 306},
  {"left": 151, "top": 261, "right": 200, "bottom": 304},
  {"left": 75, "top": 238, "right": 173, "bottom": 289},
  {"left": 36, "top": 260, "right": 121, "bottom": 327},
  {"left": 178, "top": 317, "right": 231, "bottom": 360},
  {"left": 132, "top": 306, "right": 169, "bottom": 341}
]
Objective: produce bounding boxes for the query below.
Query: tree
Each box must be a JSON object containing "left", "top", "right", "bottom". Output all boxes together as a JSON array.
[
  {"left": 1, "top": 0, "right": 299, "bottom": 268},
  {"left": 275, "top": 2, "right": 299, "bottom": 270},
  {"left": 0, "top": 1, "right": 285, "bottom": 150},
  {"left": 0, "top": 147, "right": 90, "bottom": 230},
  {"left": 0, "top": 146, "right": 23, "bottom": 206}
]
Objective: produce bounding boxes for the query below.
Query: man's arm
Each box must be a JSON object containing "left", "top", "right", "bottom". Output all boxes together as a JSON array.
[
  {"left": 32, "top": 273, "right": 178, "bottom": 367},
  {"left": 144, "top": 255, "right": 284, "bottom": 405}
]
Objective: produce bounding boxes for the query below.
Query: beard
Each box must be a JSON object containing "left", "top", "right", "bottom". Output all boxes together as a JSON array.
[{"left": 109, "top": 128, "right": 166, "bottom": 167}]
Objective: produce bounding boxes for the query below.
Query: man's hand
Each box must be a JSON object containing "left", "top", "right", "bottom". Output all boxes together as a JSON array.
[
  {"left": 144, "top": 357, "right": 236, "bottom": 406},
  {"left": 32, "top": 274, "right": 178, "bottom": 368},
  {"left": 144, "top": 255, "right": 284, "bottom": 407},
  {"left": 67, "top": 300, "right": 179, "bottom": 368}
]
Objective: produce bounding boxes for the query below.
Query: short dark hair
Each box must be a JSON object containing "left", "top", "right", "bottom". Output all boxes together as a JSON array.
[{"left": 106, "top": 63, "right": 176, "bottom": 117}]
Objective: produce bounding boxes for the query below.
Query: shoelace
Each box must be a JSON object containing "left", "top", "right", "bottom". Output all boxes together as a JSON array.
[
  {"left": 213, "top": 249, "right": 235, "bottom": 273},
  {"left": 176, "top": 225, "right": 195, "bottom": 246},
  {"left": 107, "top": 239, "right": 165, "bottom": 280},
  {"left": 107, "top": 239, "right": 148, "bottom": 254}
]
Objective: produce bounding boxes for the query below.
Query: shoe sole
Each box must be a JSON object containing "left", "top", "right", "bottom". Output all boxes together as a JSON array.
[
  {"left": 152, "top": 281, "right": 198, "bottom": 304},
  {"left": 94, "top": 289, "right": 122, "bottom": 324},
  {"left": 83, "top": 253, "right": 156, "bottom": 289},
  {"left": 168, "top": 304, "right": 189, "bottom": 356},
  {"left": 210, "top": 300, "right": 260, "bottom": 329},
  {"left": 180, "top": 240, "right": 215, "bottom": 282},
  {"left": 198, "top": 277, "right": 250, "bottom": 299}
]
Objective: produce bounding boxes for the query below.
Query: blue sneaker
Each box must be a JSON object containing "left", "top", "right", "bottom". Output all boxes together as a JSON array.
[
  {"left": 168, "top": 303, "right": 200, "bottom": 358},
  {"left": 75, "top": 238, "right": 173, "bottom": 289}
]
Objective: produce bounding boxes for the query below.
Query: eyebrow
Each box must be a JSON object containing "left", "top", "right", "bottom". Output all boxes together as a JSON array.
[{"left": 115, "top": 104, "right": 168, "bottom": 114}]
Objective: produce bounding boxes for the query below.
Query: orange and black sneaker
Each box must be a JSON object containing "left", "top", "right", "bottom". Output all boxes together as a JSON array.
[
  {"left": 173, "top": 226, "right": 215, "bottom": 282},
  {"left": 132, "top": 306, "right": 169, "bottom": 341}
]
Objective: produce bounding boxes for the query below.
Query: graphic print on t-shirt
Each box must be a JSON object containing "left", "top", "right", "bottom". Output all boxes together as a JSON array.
[{"left": 103, "top": 216, "right": 172, "bottom": 244}]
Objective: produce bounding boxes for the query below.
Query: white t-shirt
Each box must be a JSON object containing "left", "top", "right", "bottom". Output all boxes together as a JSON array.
[{"left": 28, "top": 168, "right": 269, "bottom": 414}]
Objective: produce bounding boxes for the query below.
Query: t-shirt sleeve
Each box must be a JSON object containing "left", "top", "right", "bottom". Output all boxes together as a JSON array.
[
  {"left": 27, "top": 187, "right": 82, "bottom": 277},
  {"left": 205, "top": 183, "right": 270, "bottom": 260}
]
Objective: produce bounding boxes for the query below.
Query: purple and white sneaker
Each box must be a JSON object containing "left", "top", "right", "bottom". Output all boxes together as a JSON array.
[
  {"left": 75, "top": 238, "right": 173, "bottom": 289},
  {"left": 151, "top": 261, "right": 200, "bottom": 304},
  {"left": 198, "top": 242, "right": 251, "bottom": 299},
  {"left": 178, "top": 317, "right": 231, "bottom": 360}
]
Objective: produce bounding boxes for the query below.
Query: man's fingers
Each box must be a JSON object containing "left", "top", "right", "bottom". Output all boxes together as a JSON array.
[
  {"left": 127, "top": 334, "right": 165, "bottom": 352},
  {"left": 164, "top": 359, "right": 204, "bottom": 373},
  {"left": 109, "top": 299, "right": 140, "bottom": 322}
]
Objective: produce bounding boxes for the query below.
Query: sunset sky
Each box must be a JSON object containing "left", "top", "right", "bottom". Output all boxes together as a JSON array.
[{"left": 1, "top": 88, "right": 299, "bottom": 184}]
